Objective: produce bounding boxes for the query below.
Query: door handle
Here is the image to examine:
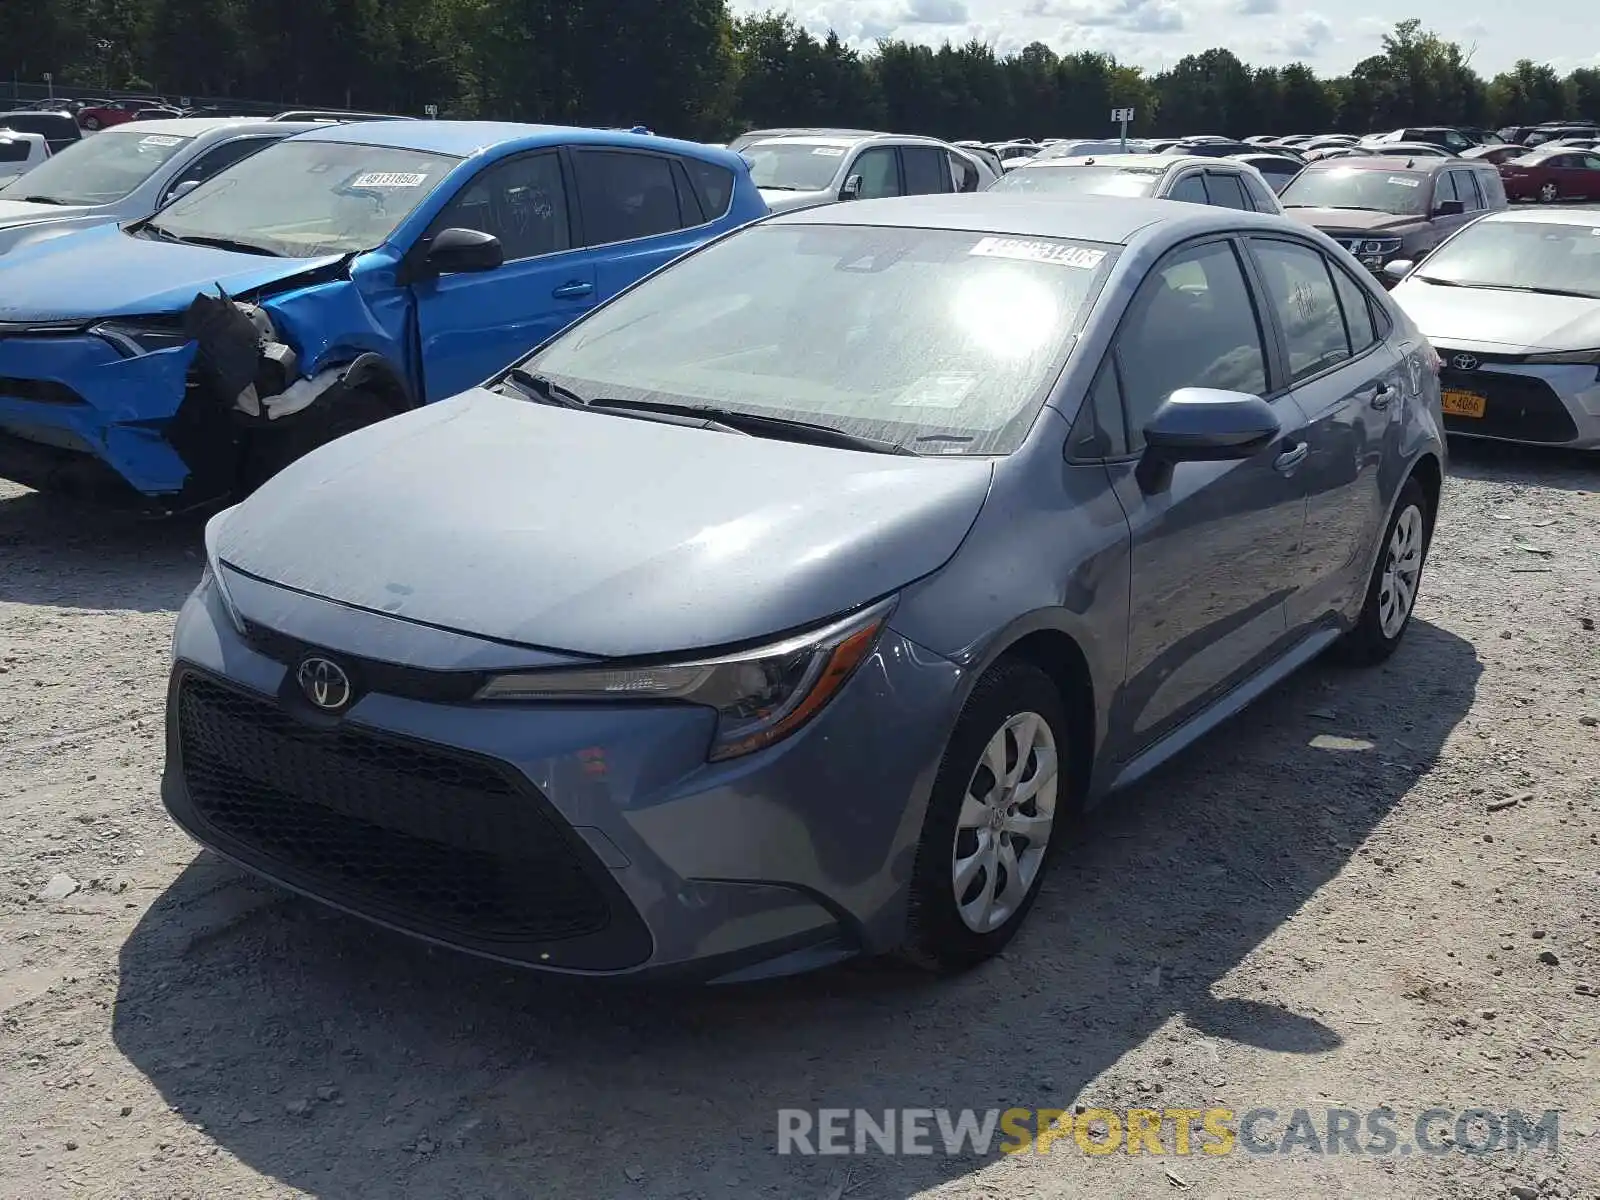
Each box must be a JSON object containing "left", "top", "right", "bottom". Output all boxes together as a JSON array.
[
  {"left": 1273, "top": 442, "right": 1309, "bottom": 473},
  {"left": 552, "top": 280, "right": 593, "bottom": 299},
  {"left": 1368, "top": 383, "right": 1396, "bottom": 410}
]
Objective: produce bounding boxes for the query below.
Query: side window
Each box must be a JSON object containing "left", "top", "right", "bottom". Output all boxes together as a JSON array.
[
  {"left": 1584, "top": 154, "right": 1600, "bottom": 171},
  {"left": 670, "top": 160, "right": 705, "bottom": 225},
  {"left": 901, "top": 146, "right": 953, "bottom": 195},
  {"left": 572, "top": 149, "right": 683, "bottom": 245},
  {"left": 1203, "top": 171, "right": 1250, "bottom": 210},
  {"left": 434, "top": 151, "right": 570, "bottom": 260},
  {"left": 1250, "top": 238, "right": 1352, "bottom": 383},
  {"left": 1459, "top": 171, "right": 1485, "bottom": 209},
  {"left": 1114, "top": 240, "right": 1269, "bottom": 447},
  {"left": 948, "top": 151, "right": 980, "bottom": 193},
  {"left": 849, "top": 147, "right": 900, "bottom": 199},
  {"left": 1241, "top": 172, "right": 1279, "bottom": 210},
  {"left": 0, "top": 138, "right": 30, "bottom": 163},
  {"left": 1330, "top": 265, "right": 1379, "bottom": 353},
  {"left": 682, "top": 157, "right": 734, "bottom": 220},
  {"left": 163, "top": 137, "right": 276, "bottom": 202},
  {"left": 1069, "top": 359, "right": 1129, "bottom": 459},
  {"left": 1444, "top": 131, "right": 1472, "bottom": 151},
  {"left": 1432, "top": 172, "right": 1459, "bottom": 205},
  {"left": 1166, "top": 173, "right": 1208, "bottom": 204},
  {"left": 1479, "top": 170, "right": 1507, "bottom": 206}
]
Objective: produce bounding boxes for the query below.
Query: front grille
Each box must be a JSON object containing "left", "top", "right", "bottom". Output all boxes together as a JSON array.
[
  {"left": 1439, "top": 368, "right": 1580, "bottom": 443},
  {"left": 172, "top": 672, "right": 648, "bottom": 965},
  {"left": 0, "top": 376, "right": 85, "bottom": 405}
]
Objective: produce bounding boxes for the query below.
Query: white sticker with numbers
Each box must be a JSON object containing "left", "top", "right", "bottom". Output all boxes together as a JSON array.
[{"left": 350, "top": 172, "right": 429, "bottom": 188}]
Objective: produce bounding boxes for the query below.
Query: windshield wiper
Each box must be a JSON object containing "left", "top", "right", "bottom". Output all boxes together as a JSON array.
[
  {"left": 158, "top": 232, "right": 281, "bottom": 257},
  {"left": 586, "top": 398, "right": 918, "bottom": 455},
  {"left": 499, "top": 371, "right": 749, "bottom": 435},
  {"left": 501, "top": 368, "right": 586, "bottom": 406},
  {"left": 18, "top": 195, "right": 69, "bottom": 205},
  {"left": 759, "top": 185, "right": 802, "bottom": 191},
  {"left": 1417, "top": 278, "right": 1600, "bottom": 298}
]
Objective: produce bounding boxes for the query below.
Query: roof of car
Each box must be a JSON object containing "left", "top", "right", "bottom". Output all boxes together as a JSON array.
[
  {"left": 1476, "top": 206, "right": 1600, "bottom": 229},
  {"left": 1303, "top": 155, "right": 1470, "bottom": 173},
  {"left": 88, "top": 116, "right": 326, "bottom": 137},
  {"left": 1018, "top": 153, "right": 1258, "bottom": 173},
  {"left": 290, "top": 119, "right": 744, "bottom": 167},
  {"left": 769, "top": 192, "right": 1290, "bottom": 246}
]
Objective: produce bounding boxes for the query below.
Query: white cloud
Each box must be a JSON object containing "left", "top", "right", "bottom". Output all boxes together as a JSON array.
[
  {"left": 1283, "top": 13, "right": 1333, "bottom": 57},
  {"left": 1034, "top": 0, "right": 1185, "bottom": 33},
  {"left": 902, "top": 0, "right": 970, "bottom": 21},
  {"left": 1236, "top": 0, "right": 1281, "bottom": 13}
]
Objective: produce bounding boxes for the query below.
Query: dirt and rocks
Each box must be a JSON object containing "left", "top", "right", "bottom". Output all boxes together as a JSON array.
[{"left": 0, "top": 442, "right": 1597, "bottom": 1200}]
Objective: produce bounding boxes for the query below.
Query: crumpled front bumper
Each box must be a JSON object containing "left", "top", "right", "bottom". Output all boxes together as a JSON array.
[{"left": 0, "top": 328, "right": 203, "bottom": 497}]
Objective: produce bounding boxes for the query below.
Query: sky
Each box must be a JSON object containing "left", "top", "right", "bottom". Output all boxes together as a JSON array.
[{"left": 728, "top": 0, "right": 1597, "bottom": 79}]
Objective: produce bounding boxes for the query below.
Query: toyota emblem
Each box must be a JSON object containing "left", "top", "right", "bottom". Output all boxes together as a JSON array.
[
  {"left": 296, "top": 656, "right": 353, "bottom": 711},
  {"left": 1451, "top": 353, "right": 1479, "bottom": 371}
]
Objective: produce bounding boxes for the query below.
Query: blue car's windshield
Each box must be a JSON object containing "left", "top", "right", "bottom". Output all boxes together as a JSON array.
[
  {"left": 0, "top": 127, "right": 192, "bottom": 205},
  {"left": 522, "top": 223, "right": 1116, "bottom": 456},
  {"left": 146, "top": 139, "right": 462, "bottom": 258}
]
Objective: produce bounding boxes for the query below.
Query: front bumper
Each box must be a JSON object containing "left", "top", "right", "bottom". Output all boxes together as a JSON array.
[
  {"left": 1435, "top": 354, "right": 1600, "bottom": 449},
  {"left": 0, "top": 330, "right": 212, "bottom": 498},
  {"left": 161, "top": 579, "right": 964, "bottom": 981}
]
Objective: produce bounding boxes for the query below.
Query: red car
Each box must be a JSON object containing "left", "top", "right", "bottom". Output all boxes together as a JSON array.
[
  {"left": 75, "top": 99, "right": 165, "bottom": 131},
  {"left": 1499, "top": 145, "right": 1600, "bottom": 203}
]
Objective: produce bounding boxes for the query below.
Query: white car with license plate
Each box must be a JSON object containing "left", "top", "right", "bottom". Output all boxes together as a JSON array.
[{"left": 1388, "top": 208, "right": 1600, "bottom": 449}]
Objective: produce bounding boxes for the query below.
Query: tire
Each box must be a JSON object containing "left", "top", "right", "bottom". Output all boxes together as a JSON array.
[
  {"left": 1332, "top": 477, "right": 1431, "bottom": 666},
  {"left": 900, "top": 659, "right": 1074, "bottom": 974},
  {"left": 82, "top": 116, "right": 101, "bottom": 131},
  {"left": 1538, "top": 182, "right": 1559, "bottom": 203},
  {"left": 239, "top": 386, "right": 394, "bottom": 494}
]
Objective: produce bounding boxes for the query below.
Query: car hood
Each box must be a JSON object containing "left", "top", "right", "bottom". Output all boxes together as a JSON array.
[
  {"left": 1284, "top": 207, "right": 1419, "bottom": 233},
  {"left": 1392, "top": 279, "right": 1600, "bottom": 351},
  {"left": 0, "top": 197, "right": 95, "bottom": 228},
  {"left": 759, "top": 188, "right": 835, "bottom": 212},
  {"left": 215, "top": 388, "right": 995, "bottom": 658},
  {"left": 0, "top": 224, "right": 346, "bottom": 322}
]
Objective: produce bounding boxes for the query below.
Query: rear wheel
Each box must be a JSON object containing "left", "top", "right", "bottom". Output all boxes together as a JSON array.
[
  {"left": 239, "top": 386, "right": 394, "bottom": 494},
  {"left": 1332, "top": 478, "right": 1431, "bottom": 665},
  {"left": 81, "top": 116, "right": 101, "bottom": 131},
  {"left": 900, "top": 660, "right": 1073, "bottom": 973}
]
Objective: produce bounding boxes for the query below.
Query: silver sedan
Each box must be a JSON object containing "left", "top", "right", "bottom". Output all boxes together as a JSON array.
[{"left": 1388, "top": 208, "right": 1600, "bottom": 449}]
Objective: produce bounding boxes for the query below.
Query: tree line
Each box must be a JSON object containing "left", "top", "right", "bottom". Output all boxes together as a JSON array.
[{"left": 4, "top": 2, "right": 1595, "bottom": 143}]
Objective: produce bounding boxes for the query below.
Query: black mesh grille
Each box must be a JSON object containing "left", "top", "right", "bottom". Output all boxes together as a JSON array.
[
  {"left": 174, "top": 672, "right": 619, "bottom": 948},
  {"left": 1439, "top": 368, "right": 1581, "bottom": 444},
  {"left": 0, "top": 376, "right": 86, "bottom": 405}
]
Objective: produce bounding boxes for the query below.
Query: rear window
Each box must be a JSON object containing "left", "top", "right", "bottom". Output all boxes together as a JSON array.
[
  {"left": 990, "top": 164, "right": 1161, "bottom": 198},
  {"left": 0, "top": 137, "right": 32, "bottom": 163},
  {"left": 1280, "top": 166, "right": 1429, "bottom": 216},
  {"left": 524, "top": 223, "right": 1117, "bottom": 456},
  {"left": 683, "top": 156, "right": 734, "bottom": 219}
]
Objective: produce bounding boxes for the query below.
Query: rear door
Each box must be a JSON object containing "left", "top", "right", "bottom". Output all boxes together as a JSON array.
[
  {"left": 1244, "top": 235, "right": 1402, "bottom": 627},
  {"left": 1432, "top": 171, "right": 1478, "bottom": 241},
  {"left": 412, "top": 149, "right": 593, "bottom": 401},
  {"left": 569, "top": 146, "right": 711, "bottom": 302},
  {"left": 900, "top": 144, "right": 955, "bottom": 196}
]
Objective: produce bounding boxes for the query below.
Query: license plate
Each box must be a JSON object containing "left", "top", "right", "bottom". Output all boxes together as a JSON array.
[{"left": 1442, "top": 389, "right": 1486, "bottom": 418}]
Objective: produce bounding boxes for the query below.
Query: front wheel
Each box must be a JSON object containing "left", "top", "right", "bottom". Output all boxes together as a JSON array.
[
  {"left": 1332, "top": 478, "right": 1431, "bottom": 665},
  {"left": 900, "top": 660, "right": 1072, "bottom": 974},
  {"left": 1538, "top": 182, "right": 1559, "bottom": 203},
  {"left": 81, "top": 116, "right": 101, "bottom": 131}
]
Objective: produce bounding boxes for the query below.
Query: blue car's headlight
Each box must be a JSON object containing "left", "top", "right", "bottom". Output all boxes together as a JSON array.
[
  {"left": 91, "top": 320, "right": 191, "bottom": 357},
  {"left": 476, "top": 597, "right": 895, "bottom": 761}
]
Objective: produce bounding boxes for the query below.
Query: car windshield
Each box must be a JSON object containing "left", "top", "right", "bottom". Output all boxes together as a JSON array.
[
  {"left": 741, "top": 142, "right": 847, "bottom": 191},
  {"left": 990, "top": 165, "right": 1161, "bottom": 198},
  {"left": 1280, "top": 167, "right": 1428, "bottom": 215},
  {"left": 0, "top": 128, "right": 191, "bottom": 205},
  {"left": 145, "top": 139, "right": 461, "bottom": 257},
  {"left": 521, "top": 223, "right": 1115, "bottom": 456},
  {"left": 1414, "top": 220, "right": 1600, "bottom": 297}
]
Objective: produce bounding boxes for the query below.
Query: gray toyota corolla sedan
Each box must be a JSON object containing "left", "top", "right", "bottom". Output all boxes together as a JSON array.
[{"left": 163, "top": 195, "right": 1446, "bottom": 983}]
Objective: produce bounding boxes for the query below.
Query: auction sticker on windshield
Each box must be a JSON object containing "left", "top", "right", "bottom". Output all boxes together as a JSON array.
[
  {"left": 969, "top": 236, "right": 1106, "bottom": 269},
  {"left": 812, "top": 147, "right": 846, "bottom": 156},
  {"left": 1387, "top": 176, "right": 1421, "bottom": 187},
  {"left": 140, "top": 135, "right": 183, "bottom": 147},
  {"left": 350, "top": 172, "right": 430, "bottom": 188}
]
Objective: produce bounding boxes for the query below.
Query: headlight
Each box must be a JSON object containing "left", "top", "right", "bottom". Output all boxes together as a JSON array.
[
  {"left": 91, "top": 320, "right": 191, "bottom": 357},
  {"left": 476, "top": 598, "right": 895, "bottom": 762},
  {"left": 201, "top": 508, "right": 246, "bottom": 634},
  {"left": 1358, "top": 237, "right": 1402, "bottom": 255},
  {"left": 1522, "top": 348, "right": 1600, "bottom": 365}
]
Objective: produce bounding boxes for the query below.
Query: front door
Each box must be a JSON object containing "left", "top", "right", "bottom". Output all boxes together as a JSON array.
[
  {"left": 1245, "top": 235, "right": 1402, "bottom": 626},
  {"left": 412, "top": 150, "right": 597, "bottom": 401},
  {"left": 1101, "top": 236, "right": 1312, "bottom": 752}
]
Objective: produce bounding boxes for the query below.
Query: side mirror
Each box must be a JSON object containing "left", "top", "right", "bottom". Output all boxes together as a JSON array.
[
  {"left": 166, "top": 179, "right": 201, "bottom": 204},
  {"left": 839, "top": 175, "right": 862, "bottom": 201},
  {"left": 1136, "top": 387, "right": 1282, "bottom": 493},
  {"left": 1382, "top": 258, "right": 1415, "bottom": 283},
  {"left": 425, "top": 226, "right": 504, "bottom": 275},
  {"left": 1433, "top": 199, "right": 1465, "bottom": 217}
]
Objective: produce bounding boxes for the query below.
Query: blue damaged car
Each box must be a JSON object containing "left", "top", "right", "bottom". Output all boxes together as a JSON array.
[{"left": 0, "top": 122, "right": 765, "bottom": 507}]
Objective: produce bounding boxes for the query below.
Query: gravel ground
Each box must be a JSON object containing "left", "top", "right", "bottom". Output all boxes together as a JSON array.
[{"left": 1, "top": 441, "right": 1597, "bottom": 1200}]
